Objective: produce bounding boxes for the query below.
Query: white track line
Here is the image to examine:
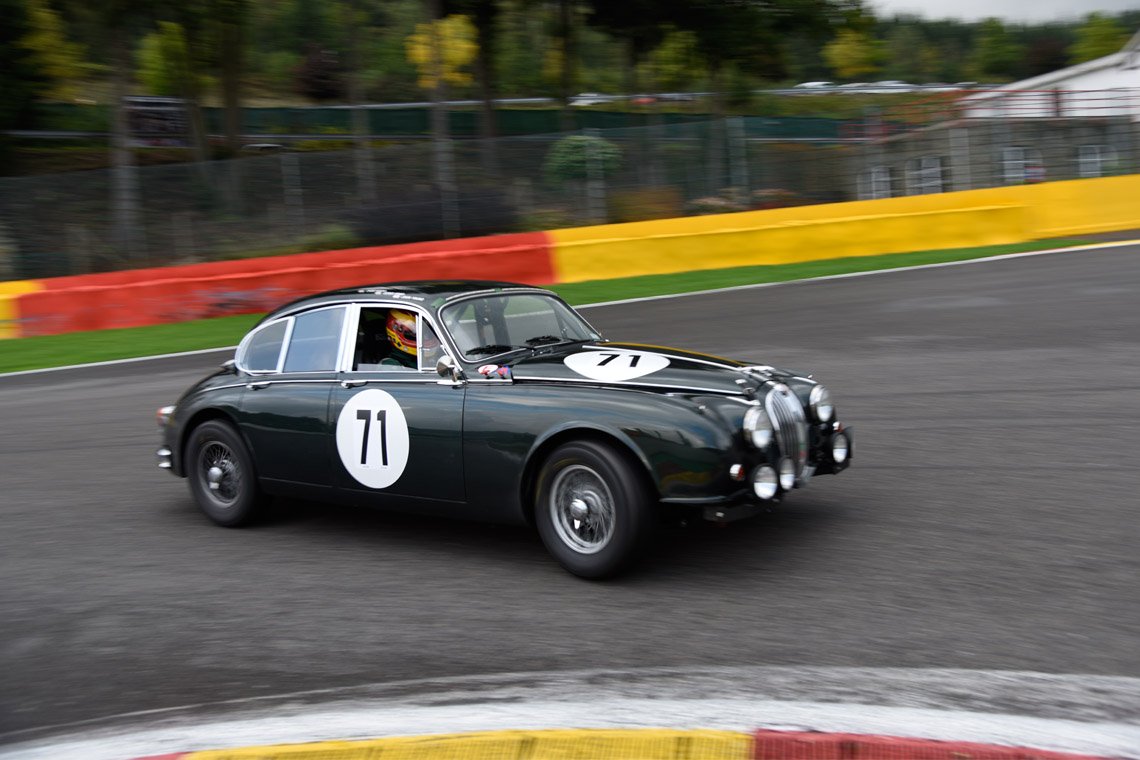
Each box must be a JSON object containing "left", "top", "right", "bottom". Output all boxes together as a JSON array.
[
  {"left": 1, "top": 667, "right": 1138, "bottom": 760},
  {"left": 5, "top": 239, "right": 1138, "bottom": 378},
  {"left": 574, "top": 239, "right": 1140, "bottom": 309}
]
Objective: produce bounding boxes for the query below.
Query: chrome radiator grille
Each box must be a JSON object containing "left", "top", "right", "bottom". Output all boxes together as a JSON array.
[{"left": 765, "top": 386, "right": 808, "bottom": 474}]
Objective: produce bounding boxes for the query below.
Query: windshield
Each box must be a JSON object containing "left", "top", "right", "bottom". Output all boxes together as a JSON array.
[{"left": 440, "top": 292, "right": 601, "bottom": 361}]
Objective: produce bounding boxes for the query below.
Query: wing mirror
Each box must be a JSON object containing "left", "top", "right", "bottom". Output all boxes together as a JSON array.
[{"left": 436, "top": 354, "right": 464, "bottom": 383}]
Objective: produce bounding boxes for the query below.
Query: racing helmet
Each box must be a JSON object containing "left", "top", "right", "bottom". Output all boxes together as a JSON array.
[{"left": 386, "top": 309, "right": 438, "bottom": 357}]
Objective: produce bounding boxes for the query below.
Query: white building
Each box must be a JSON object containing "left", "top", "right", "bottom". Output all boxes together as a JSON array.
[{"left": 963, "top": 28, "right": 1140, "bottom": 120}]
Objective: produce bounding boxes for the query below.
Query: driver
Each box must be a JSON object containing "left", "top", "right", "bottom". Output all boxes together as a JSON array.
[{"left": 384, "top": 309, "right": 439, "bottom": 369}]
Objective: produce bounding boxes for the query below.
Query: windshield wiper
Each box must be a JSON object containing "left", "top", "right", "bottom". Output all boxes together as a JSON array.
[
  {"left": 525, "top": 336, "right": 592, "bottom": 347},
  {"left": 466, "top": 343, "right": 528, "bottom": 356}
]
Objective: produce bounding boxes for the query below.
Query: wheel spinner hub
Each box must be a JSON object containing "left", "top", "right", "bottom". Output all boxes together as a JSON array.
[{"left": 550, "top": 465, "right": 615, "bottom": 555}]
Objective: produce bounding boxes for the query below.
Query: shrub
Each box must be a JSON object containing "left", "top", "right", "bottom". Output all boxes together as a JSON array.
[{"left": 542, "top": 135, "right": 622, "bottom": 184}]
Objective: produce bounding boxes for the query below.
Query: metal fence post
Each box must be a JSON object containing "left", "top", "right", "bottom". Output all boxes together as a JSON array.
[
  {"left": 281, "top": 152, "right": 306, "bottom": 238},
  {"left": 950, "top": 128, "right": 972, "bottom": 191},
  {"left": 437, "top": 137, "right": 460, "bottom": 238},
  {"left": 727, "top": 116, "right": 749, "bottom": 199},
  {"left": 584, "top": 127, "right": 606, "bottom": 224}
]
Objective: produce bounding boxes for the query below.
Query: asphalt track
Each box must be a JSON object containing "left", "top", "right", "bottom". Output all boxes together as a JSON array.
[{"left": 2, "top": 245, "right": 1139, "bottom": 744}]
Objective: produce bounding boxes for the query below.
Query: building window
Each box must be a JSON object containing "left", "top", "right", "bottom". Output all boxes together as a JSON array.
[
  {"left": 906, "top": 156, "right": 944, "bottom": 195},
  {"left": 1001, "top": 147, "right": 1044, "bottom": 185},
  {"left": 1077, "top": 145, "right": 1116, "bottom": 178},
  {"left": 858, "top": 166, "right": 892, "bottom": 200}
]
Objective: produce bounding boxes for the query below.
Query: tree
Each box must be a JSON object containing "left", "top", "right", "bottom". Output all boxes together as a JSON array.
[
  {"left": 647, "top": 28, "right": 703, "bottom": 92},
  {"left": 216, "top": 0, "right": 249, "bottom": 158},
  {"left": 446, "top": 0, "right": 501, "bottom": 148},
  {"left": 404, "top": 13, "right": 477, "bottom": 91},
  {"left": 824, "top": 29, "right": 882, "bottom": 80},
  {"left": 969, "top": 19, "right": 1022, "bottom": 82},
  {"left": 588, "top": 0, "right": 666, "bottom": 97},
  {"left": 1023, "top": 34, "right": 1070, "bottom": 76},
  {"left": 885, "top": 24, "right": 931, "bottom": 82},
  {"left": 1069, "top": 13, "right": 1128, "bottom": 64},
  {"left": 19, "top": 0, "right": 87, "bottom": 100},
  {"left": 137, "top": 21, "right": 190, "bottom": 96},
  {"left": 0, "top": 0, "right": 42, "bottom": 173},
  {"left": 293, "top": 42, "right": 344, "bottom": 100}
]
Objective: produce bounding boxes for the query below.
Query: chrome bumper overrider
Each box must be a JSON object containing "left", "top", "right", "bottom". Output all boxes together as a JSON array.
[{"left": 156, "top": 447, "right": 172, "bottom": 469}]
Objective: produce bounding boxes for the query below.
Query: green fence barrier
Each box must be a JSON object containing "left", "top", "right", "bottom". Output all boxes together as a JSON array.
[{"left": 33, "top": 104, "right": 851, "bottom": 140}]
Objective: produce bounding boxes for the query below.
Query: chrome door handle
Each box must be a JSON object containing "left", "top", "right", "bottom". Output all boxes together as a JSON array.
[
  {"left": 246, "top": 381, "right": 270, "bottom": 390},
  {"left": 341, "top": 378, "right": 367, "bottom": 388}
]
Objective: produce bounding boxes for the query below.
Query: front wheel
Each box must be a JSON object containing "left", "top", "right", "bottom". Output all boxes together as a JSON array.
[
  {"left": 535, "top": 440, "right": 654, "bottom": 579},
  {"left": 186, "top": 420, "right": 264, "bottom": 527}
]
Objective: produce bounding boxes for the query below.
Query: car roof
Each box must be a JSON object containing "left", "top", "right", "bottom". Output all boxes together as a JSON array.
[{"left": 260, "top": 280, "right": 550, "bottom": 323}]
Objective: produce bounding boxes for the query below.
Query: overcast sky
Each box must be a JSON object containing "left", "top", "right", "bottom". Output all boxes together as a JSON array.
[{"left": 870, "top": 0, "right": 1140, "bottom": 23}]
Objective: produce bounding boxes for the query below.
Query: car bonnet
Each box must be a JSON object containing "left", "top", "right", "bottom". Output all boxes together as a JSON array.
[{"left": 500, "top": 342, "right": 765, "bottom": 395}]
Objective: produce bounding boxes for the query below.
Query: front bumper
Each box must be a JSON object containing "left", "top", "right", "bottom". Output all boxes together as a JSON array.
[{"left": 664, "top": 424, "right": 853, "bottom": 524}]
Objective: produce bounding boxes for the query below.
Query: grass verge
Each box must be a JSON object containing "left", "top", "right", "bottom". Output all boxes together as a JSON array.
[{"left": 0, "top": 238, "right": 1092, "bottom": 374}]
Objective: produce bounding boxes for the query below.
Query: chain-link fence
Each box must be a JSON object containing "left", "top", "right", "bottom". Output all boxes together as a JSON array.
[{"left": 2, "top": 105, "right": 1137, "bottom": 280}]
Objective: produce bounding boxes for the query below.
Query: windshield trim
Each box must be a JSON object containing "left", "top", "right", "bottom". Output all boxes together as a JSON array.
[{"left": 438, "top": 291, "right": 602, "bottom": 365}]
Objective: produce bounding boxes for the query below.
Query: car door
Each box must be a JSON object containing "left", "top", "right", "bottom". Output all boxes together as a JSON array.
[
  {"left": 329, "top": 304, "right": 466, "bottom": 507},
  {"left": 237, "top": 305, "right": 348, "bottom": 496}
]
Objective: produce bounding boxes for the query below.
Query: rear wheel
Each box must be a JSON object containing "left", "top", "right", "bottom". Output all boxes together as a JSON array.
[
  {"left": 186, "top": 420, "right": 264, "bottom": 527},
  {"left": 535, "top": 440, "right": 653, "bottom": 579}
]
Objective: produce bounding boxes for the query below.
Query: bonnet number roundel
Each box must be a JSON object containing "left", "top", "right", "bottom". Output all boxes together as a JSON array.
[
  {"left": 335, "top": 389, "right": 410, "bottom": 489},
  {"left": 564, "top": 350, "right": 670, "bottom": 382}
]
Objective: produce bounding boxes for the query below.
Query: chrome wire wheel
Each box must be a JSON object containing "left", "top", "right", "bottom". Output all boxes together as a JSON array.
[
  {"left": 198, "top": 440, "right": 242, "bottom": 508},
  {"left": 548, "top": 464, "right": 616, "bottom": 554}
]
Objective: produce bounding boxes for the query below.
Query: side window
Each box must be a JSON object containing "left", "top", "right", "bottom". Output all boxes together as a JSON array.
[
  {"left": 283, "top": 307, "right": 346, "bottom": 372},
  {"left": 352, "top": 307, "right": 418, "bottom": 372},
  {"left": 417, "top": 318, "right": 442, "bottom": 371},
  {"left": 240, "top": 320, "right": 288, "bottom": 372}
]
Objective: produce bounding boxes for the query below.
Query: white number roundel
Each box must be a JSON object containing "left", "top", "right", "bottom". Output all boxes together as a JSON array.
[
  {"left": 335, "top": 389, "right": 410, "bottom": 489},
  {"left": 564, "top": 349, "right": 670, "bottom": 382}
]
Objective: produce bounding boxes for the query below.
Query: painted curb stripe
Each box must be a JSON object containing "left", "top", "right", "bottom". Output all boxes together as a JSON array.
[
  {"left": 752, "top": 730, "right": 1113, "bottom": 760},
  {"left": 179, "top": 730, "right": 752, "bottom": 760},
  {"left": 11, "top": 232, "right": 557, "bottom": 337},
  {"left": 0, "top": 280, "right": 44, "bottom": 340},
  {"left": 134, "top": 728, "right": 1121, "bottom": 760},
  {"left": 4, "top": 238, "right": 1140, "bottom": 377}
]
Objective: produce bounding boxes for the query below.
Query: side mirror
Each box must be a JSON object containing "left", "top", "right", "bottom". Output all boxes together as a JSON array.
[{"left": 436, "top": 354, "right": 464, "bottom": 383}]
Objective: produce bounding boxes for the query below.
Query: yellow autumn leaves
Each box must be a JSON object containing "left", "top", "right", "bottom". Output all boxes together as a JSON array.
[{"left": 405, "top": 15, "right": 478, "bottom": 91}]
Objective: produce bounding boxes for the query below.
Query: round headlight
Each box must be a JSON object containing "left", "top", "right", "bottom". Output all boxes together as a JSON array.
[
  {"left": 778, "top": 458, "right": 796, "bottom": 490},
  {"left": 809, "top": 385, "right": 834, "bottom": 423},
  {"left": 752, "top": 466, "right": 778, "bottom": 500},
  {"left": 832, "top": 432, "right": 849, "bottom": 464},
  {"left": 743, "top": 405, "right": 773, "bottom": 449}
]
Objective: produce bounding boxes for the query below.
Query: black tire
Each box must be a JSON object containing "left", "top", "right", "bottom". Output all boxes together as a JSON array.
[
  {"left": 535, "top": 440, "right": 654, "bottom": 579},
  {"left": 186, "top": 420, "right": 264, "bottom": 527}
]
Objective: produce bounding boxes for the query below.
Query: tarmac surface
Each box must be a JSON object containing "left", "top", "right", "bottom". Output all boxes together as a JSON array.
[{"left": 2, "top": 243, "right": 1139, "bottom": 743}]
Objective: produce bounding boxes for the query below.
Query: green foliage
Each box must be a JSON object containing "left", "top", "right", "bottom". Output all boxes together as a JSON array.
[
  {"left": 0, "top": 0, "right": 41, "bottom": 136},
  {"left": 19, "top": 0, "right": 87, "bottom": 100},
  {"left": 1069, "top": 13, "right": 1129, "bottom": 64},
  {"left": 969, "top": 19, "right": 1023, "bottom": 81},
  {"left": 823, "top": 29, "right": 883, "bottom": 79},
  {"left": 542, "top": 135, "right": 622, "bottom": 184},
  {"left": 136, "top": 21, "right": 191, "bottom": 97}
]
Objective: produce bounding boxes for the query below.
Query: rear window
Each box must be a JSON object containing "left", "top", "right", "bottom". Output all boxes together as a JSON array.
[{"left": 240, "top": 320, "right": 288, "bottom": 372}]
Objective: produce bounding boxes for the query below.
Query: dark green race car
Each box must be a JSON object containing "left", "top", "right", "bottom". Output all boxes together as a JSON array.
[{"left": 157, "top": 281, "right": 852, "bottom": 578}]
